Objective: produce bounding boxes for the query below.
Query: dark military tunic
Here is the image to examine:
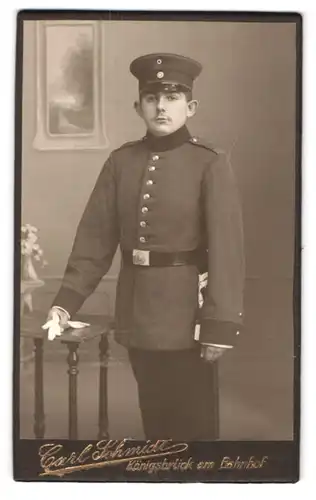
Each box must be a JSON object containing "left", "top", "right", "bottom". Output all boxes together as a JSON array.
[{"left": 54, "top": 125, "right": 244, "bottom": 351}]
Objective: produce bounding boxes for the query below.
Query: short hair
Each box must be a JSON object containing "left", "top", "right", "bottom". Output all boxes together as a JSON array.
[{"left": 183, "top": 90, "right": 193, "bottom": 101}]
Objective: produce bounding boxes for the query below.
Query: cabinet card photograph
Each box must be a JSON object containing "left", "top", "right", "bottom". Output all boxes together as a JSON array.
[{"left": 14, "top": 10, "right": 301, "bottom": 483}]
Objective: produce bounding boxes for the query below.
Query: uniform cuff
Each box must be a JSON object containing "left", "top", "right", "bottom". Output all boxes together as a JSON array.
[
  {"left": 51, "top": 306, "right": 71, "bottom": 320},
  {"left": 52, "top": 287, "right": 86, "bottom": 317},
  {"left": 199, "top": 319, "right": 242, "bottom": 346},
  {"left": 201, "top": 343, "right": 233, "bottom": 348}
]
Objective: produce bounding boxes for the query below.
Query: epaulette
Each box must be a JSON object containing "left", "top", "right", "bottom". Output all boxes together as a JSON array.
[
  {"left": 114, "top": 138, "right": 144, "bottom": 152},
  {"left": 188, "top": 136, "right": 221, "bottom": 154}
]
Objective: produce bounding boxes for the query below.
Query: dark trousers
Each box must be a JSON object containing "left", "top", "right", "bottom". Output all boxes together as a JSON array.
[{"left": 128, "top": 347, "right": 219, "bottom": 441}]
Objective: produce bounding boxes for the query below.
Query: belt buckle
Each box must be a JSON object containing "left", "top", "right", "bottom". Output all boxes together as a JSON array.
[{"left": 132, "top": 249, "right": 150, "bottom": 266}]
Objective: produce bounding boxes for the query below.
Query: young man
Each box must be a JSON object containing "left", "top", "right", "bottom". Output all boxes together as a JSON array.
[{"left": 47, "top": 53, "right": 245, "bottom": 440}]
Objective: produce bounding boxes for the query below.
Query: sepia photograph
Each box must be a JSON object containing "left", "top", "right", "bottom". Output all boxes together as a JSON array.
[{"left": 14, "top": 10, "right": 301, "bottom": 482}]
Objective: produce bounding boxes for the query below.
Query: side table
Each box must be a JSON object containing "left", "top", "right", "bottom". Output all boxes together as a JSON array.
[{"left": 20, "top": 312, "right": 113, "bottom": 440}]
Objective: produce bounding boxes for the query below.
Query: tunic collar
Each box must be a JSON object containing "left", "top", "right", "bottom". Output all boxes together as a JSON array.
[{"left": 144, "top": 125, "right": 191, "bottom": 152}]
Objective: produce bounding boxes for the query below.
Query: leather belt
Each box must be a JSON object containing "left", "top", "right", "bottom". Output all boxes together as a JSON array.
[{"left": 122, "top": 249, "right": 205, "bottom": 267}]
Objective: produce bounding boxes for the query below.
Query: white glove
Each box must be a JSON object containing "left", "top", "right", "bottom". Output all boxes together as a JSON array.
[{"left": 42, "top": 307, "right": 90, "bottom": 341}]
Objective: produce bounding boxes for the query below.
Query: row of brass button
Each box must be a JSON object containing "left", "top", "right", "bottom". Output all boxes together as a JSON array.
[{"left": 139, "top": 154, "right": 160, "bottom": 244}]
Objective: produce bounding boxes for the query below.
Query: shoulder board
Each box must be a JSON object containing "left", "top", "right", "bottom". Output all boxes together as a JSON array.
[
  {"left": 114, "top": 138, "right": 145, "bottom": 152},
  {"left": 188, "top": 136, "right": 221, "bottom": 154}
]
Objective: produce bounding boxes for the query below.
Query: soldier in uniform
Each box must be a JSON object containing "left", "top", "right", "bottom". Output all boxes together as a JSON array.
[{"left": 46, "top": 53, "right": 245, "bottom": 441}]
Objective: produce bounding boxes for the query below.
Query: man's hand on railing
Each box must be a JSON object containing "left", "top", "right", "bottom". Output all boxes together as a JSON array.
[{"left": 42, "top": 306, "right": 90, "bottom": 341}]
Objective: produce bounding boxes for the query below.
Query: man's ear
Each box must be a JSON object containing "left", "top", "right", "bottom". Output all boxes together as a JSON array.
[
  {"left": 134, "top": 100, "right": 143, "bottom": 118},
  {"left": 187, "top": 99, "right": 199, "bottom": 118}
]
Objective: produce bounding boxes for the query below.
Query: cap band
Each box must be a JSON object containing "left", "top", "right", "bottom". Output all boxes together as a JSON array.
[
  {"left": 139, "top": 82, "right": 192, "bottom": 95},
  {"left": 130, "top": 53, "right": 202, "bottom": 93}
]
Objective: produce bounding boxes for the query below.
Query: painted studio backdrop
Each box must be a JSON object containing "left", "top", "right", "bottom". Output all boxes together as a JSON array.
[{"left": 20, "top": 20, "right": 296, "bottom": 440}]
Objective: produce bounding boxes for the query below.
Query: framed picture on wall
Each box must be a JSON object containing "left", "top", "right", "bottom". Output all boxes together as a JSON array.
[{"left": 33, "top": 20, "right": 109, "bottom": 150}]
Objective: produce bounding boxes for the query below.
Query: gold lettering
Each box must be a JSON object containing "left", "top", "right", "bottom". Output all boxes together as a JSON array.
[
  {"left": 123, "top": 445, "right": 143, "bottom": 457},
  {"left": 77, "top": 445, "right": 93, "bottom": 464},
  {"left": 260, "top": 456, "right": 268, "bottom": 467},
  {"left": 197, "top": 460, "right": 215, "bottom": 470},
  {"left": 67, "top": 452, "right": 78, "bottom": 465},
  {"left": 220, "top": 456, "right": 234, "bottom": 469},
  {"left": 110, "top": 440, "right": 127, "bottom": 459},
  {"left": 38, "top": 439, "right": 190, "bottom": 477},
  {"left": 92, "top": 440, "right": 118, "bottom": 460},
  {"left": 38, "top": 444, "right": 64, "bottom": 470},
  {"left": 54, "top": 456, "right": 68, "bottom": 468},
  {"left": 126, "top": 460, "right": 135, "bottom": 471}
]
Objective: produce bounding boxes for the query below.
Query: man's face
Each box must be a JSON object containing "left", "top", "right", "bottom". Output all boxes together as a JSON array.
[{"left": 135, "top": 91, "right": 198, "bottom": 136}]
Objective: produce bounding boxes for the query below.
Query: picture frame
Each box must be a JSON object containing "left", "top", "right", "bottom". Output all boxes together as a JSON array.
[{"left": 33, "top": 20, "right": 109, "bottom": 150}]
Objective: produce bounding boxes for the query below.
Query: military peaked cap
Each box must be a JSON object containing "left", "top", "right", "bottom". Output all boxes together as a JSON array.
[{"left": 130, "top": 53, "right": 202, "bottom": 93}]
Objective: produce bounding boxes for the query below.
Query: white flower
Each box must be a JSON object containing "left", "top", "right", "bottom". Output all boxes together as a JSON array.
[
  {"left": 20, "top": 223, "right": 45, "bottom": 268},
  {"left": 25, "top": 241, "right": 33, "bottom": 254},
  {"left": 28, "top": 233, "right": 38, "bottom": 244},
  {"left": 25, "top": 224, "right": 37, "bottom": 233}
]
